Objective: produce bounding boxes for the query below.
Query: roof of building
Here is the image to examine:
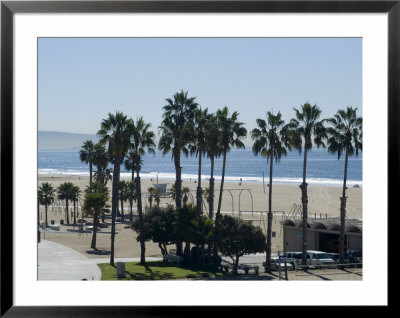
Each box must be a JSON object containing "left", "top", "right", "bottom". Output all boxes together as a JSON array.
[{"left": 281, "top": 217, "right": 362, "bottom": 233}]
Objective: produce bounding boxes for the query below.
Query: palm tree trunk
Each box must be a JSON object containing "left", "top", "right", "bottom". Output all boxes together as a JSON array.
[
  {"left": 89, "top": 163, "right": 93, "bottom": 185},
  {"left": 91, "top": 211, "right": 99, "bottom": 249},
  {"left": 209, "top": 156, "right": 215, "bottom": 219},
  {"left": 38, "top": 200, "right": 40, "bottom": 227},
  {"left": 265, "top": 155, "right": 274, "bottom": 273},
  {"left": 339, "top": 148, "right": 349, "bottom": 263},
  {"left": 129, "top": 198, "right": 133, "bottom": 221},
  {"left": 65, "top": 199, "right": 70, "bottom": 224},
  {"left": 215, "top": 151, "right": 227, "bottom": 262},
  {"left": 45, "top": 205, "right": 48, "bottom": 228},
  {"left": 217, "top": 151, "right": 227, "bottom": 215},
  {"left": 174, "top": 145, "right": 183, "bottom": 256},
  {"left": 110, "top": 152, "right": 121, "bottom": 266},
  {"left": 174, "top": 147, "right": 182, "bottom": 209},
  {"left": 196, "top": 150, "right": 203, "bottom": 217},
  {"left": 301, "top": 148, "right": 309, "bottom": 266},
  {"left": 73, "top": 200, "right": 77, "bottom": 225},
  {"left": 135, "top": 170, "right": 146, "bottom": 265},
  {"left": 120, "top": 195, "right": 125, "bottom": 221}
]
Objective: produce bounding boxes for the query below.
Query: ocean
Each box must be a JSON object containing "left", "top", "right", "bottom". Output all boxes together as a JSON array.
[{"left": 38, "top": 148, "right": 362, "bottom": 187}]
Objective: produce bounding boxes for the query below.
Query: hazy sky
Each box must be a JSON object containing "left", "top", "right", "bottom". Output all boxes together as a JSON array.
[{"left": 38, "top": 37, "right": 362, "bottom": 145}]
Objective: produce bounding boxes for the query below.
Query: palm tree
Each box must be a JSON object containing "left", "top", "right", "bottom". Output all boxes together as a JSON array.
[
  {"left": 71, "top": 185, "right": 81, "bottom": 225},
  {"left": 216, "top": 107, "right": 247, "bottom": 216},
  {"left": 251, "top": 111, "right": 290, "bottom": 273},
  {"left": 191, "top": 215, "right": 214, "bottom": 264},
  {"left": 204, "top": 113, "right": 221, "bottom": 219},
  {"left": 287, "top": 102, "right": 327, "bottom": 265},
  {"left": 124, "top": 151, "right": 143, "bottom": 182},
  {"left": 37, "top": 189, "right": 42, "bottom": 227},
  {"left": 189, "top": 107, "right": 211, "bottom": 217},
  {"left": 57, "top": 182, "right": 75, "bottom": 224},
  {"left": 83, "top": 182, "right": 110, "bottom": 249},
  {"left": 118, "top": 180, "right": 128, "bottom": 221},
  {"left": 327, "top": 107, "right": 362, "bottom": 263},
  {"left": 97, "top": 111, "right": 132, "bottom": 266},
  {"left": 38, "top": 182, "right": 55, "bottom": 227},
  {"left": 182, "top": 186, "right": 191, "bottom": 205},
  {"left": 92, "top": 142, "right": 109, "bottom": 185},
  {"left": 129, "top": 117, "right": 156, "bottom": 265},
  {"left": 126, "top": 181, "right": 136, "bottom": 221},
  {"left": 79, "top": 140, "right": 95, "bottom": 184},
  {"left": 214, "top": 107, "right": 247, "bottom": 261},
  {"left": 148, "top": 187, "right": 155, "bottom": 209},
  {"left": 158, "top": 90, "right": 198, "bottom": 210}
]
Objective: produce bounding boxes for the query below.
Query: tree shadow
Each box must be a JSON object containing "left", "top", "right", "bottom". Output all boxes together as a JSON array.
[
  {"left": 85, "top": 249, "right": 111, "bottom": 256},
  {"left": 298, "top": 269, "right": 332, "bottom": 281},
  {"left": 339, "top": 267, "right": 363, "bottom": 277}
]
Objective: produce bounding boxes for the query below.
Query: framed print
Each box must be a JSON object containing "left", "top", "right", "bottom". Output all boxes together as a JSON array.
[{"left": 1, "top": 0, "right": 395, "bottom": 315}]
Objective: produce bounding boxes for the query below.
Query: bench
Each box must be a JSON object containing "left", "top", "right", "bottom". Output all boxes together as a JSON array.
[
  {"left": 163, "top": 254, "right": 182, "bottom": 266},
  {"left": 238, "top": 264, "right": 259, "bottom": 275},
  {"left": 220, "top": 263, "right": 259, "bottom": 275}
]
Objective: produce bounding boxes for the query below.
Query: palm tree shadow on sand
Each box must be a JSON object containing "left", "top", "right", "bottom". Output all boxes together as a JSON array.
[{"left": 85, "top": 249, "right": 111, "bottom": 256}]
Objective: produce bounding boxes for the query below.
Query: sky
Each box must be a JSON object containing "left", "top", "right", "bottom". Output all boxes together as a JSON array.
[{"left": 38, "top": 37, "right": 362, "bottom": 146}]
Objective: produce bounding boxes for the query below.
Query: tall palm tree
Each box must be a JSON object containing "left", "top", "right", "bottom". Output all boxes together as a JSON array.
[
  {"left": 216, "top": 107, "right": 247, "bottom": 216},
  {"left": 79, "top": 140, "right": 95, "bottom": 185},
  {"left": 71, "top": 185, "right": 81, "bottom": 225},
  {"left": 287, "top": 102, "right": 327, "bottom": 265},
  {"left": 129, "top": 117, "right": 156, "bottom": 265},
  {"left": 214, "top": 107, "right": 247, "bottom": 261},
  {"left": 38, "top": 182, "right": 55, "bottom": 227},
  {"left": 189, "top": 107, "right": 211, "bottom": 217},
  {"left": 327, "top": 107, "right": 362, "bottom": 263},
  {"left": 158, "top": 90, "right": 198, "bottom": 210},
  {"left": 97, "top": 111, "right": 132, "bottom": 266},
  {"left": 204, "top": 113, "right": 221, "bottom": 219},
  {"left": 57, "top": 182, "right": 75, "bottom": 224},
  {"left": 251, "top": 111, "right": 290, "bottom": 273},
  {"left": 83, "top": 182, "right": 110, "bottom": 249}
]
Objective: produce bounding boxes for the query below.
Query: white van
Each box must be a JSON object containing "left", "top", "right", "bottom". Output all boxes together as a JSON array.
[
  {"left": 282, "top": 251, "right": 334, "bottom": 268},
  {"left": 306, "top": 250, "right": 335, "bottom": 268}
]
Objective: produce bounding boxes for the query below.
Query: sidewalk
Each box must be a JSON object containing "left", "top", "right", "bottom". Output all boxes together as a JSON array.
[{"left": 38, "top": 240, "right": 102, "bottom": 280}]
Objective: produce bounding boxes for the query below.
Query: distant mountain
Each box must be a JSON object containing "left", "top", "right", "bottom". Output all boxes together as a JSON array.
[{"left": 38, "top": 131, "right": 100, "bottom": 150}]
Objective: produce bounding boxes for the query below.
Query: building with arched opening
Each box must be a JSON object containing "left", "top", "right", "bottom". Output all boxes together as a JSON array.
[{"left": 281, "top": 217, "right": 362, "bottom": 253}]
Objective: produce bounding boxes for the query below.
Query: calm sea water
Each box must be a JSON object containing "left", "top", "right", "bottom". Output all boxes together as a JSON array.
[{"left": 38, "top": 148, "right": 362, "bottom": 187}]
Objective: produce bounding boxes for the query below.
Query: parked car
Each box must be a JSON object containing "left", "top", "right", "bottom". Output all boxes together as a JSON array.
[
  {"left": 327, "top": 252, "right": 340, "bottom": 263},
  {"left": 344, "top": 250, "right": 362, "bottom": 267},
  {"left": 263, "top": 257, "right": 294, "bottom": 271},
  {"left": 282, "top": 251, "right": 334, "bottom": 268},
  {"left": 307, "top": 250, "right": 335, "bottom": 268}
]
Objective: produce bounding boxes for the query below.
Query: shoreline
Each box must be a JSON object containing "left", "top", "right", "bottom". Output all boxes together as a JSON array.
[{"left": 38, "top": 171, "right": 362, "bottom": 188}]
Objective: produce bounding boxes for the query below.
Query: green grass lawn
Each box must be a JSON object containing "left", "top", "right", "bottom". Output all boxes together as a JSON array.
[{"left": 98, "top": 261, "right": 224, "bottom": 280}]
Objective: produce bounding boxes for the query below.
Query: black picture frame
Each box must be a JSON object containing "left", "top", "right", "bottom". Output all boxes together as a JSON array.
[{"left": 1, "top": 0, "right": 394, "bottom": 316}]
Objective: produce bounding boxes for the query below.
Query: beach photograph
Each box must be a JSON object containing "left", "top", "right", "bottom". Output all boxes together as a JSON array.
[{"left": 37, "top": 37, "right": 363, "bottom": 281}]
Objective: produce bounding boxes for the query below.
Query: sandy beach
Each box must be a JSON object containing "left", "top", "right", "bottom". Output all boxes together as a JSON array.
[{"left": 38, "top": 173, "right": 362, "bottom": 258}]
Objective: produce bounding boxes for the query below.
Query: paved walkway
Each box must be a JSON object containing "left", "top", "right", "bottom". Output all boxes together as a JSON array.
[{"left": 38, "top": 240, "right": 102, "bottom": 280}]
